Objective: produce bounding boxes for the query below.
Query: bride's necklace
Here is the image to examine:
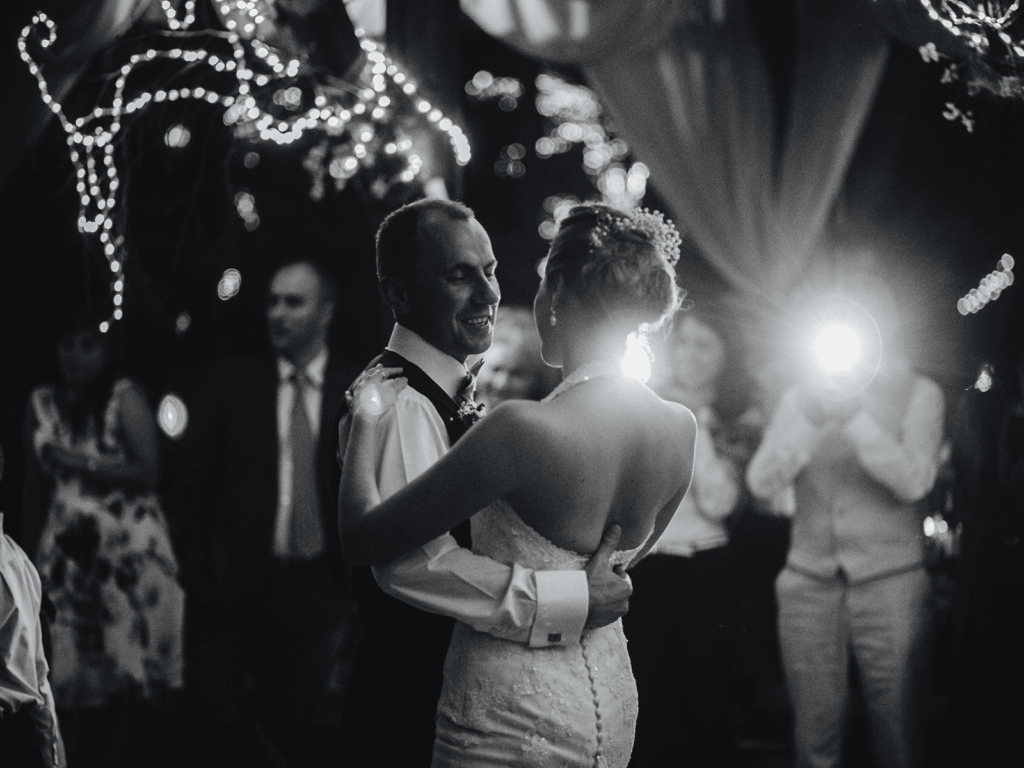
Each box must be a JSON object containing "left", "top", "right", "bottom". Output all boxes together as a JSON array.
[{"left": 545, "top": 358, "right": 625, "bottom": 401}]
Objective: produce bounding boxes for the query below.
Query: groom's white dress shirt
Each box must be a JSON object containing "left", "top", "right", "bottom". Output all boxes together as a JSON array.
[
  {"left": 369, "top": 325, "right": 589, "bottom": 648},
  {"left": 746, "top": 373, "right": 944, "bottom": 581}
]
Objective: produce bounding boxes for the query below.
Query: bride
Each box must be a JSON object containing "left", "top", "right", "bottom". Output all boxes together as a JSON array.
[{"left": 340, "top": 203, "right": 697, "bottom": 768}]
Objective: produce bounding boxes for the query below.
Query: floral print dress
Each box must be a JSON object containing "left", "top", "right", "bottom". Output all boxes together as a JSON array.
[{"left": 31, "top": 379, "right": 184, "bottom": 708}]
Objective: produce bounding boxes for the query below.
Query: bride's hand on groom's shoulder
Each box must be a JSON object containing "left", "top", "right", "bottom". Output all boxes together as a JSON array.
[
  {"left": 583, "top": 525, "right": 634, "bottom": 630},
  {"left": 346, "top": 365, "right": 408, "bottom": 421}
]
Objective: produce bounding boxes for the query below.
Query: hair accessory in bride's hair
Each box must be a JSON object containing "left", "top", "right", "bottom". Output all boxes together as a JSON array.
[{"left": 590, "top": 208, "right": 682, "bottom": 267}]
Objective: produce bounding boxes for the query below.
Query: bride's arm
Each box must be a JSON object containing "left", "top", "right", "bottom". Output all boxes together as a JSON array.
[
  {"left": 341, "top": 401, "right": 535, "bottom": 565},
  {"left": 625, "top": 481, "right": 689, "bottom": 570},
  {"left": 625, "top": 405, "right": 697, "bottom": 569}
]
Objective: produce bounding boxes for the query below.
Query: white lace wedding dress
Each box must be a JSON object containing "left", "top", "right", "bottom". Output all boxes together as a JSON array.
[{"left": 432, "top": 496, "right": 647, "bottom": 768}]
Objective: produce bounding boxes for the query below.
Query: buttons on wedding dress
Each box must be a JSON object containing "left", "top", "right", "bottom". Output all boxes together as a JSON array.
[{"left": 581, "top": 631, "right": 607, "bottom": 767}]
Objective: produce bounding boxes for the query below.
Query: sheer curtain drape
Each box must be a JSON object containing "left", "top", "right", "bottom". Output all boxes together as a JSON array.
[{"left": 460, "top": 0, "right": 890, "bottom": 300}]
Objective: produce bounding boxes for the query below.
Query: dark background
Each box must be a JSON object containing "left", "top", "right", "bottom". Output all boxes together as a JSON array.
[{"left": 2, "top": 0, "right": 1023, "bottom": 541}]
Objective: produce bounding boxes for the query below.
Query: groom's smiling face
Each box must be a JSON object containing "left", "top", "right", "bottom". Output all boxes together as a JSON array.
[{"left": 408, "top": 214, "right": 501, "bottom": 363}]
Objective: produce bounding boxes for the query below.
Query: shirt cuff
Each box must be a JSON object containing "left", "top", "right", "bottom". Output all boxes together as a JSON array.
[{"left": 529, "top": 570, "right": 588, "bottom": 648}]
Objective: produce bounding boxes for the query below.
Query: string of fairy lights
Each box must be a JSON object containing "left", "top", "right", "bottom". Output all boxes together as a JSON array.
[
  {"left": 163, "top": 0, "right": 197, "bottom": 31},
  {"left": 919, "top": 1, "right": 1024, "bottom": 56},
  {"left": 917, "top": 1, "right": 1024, "bottom": 109},
  {"left": 918, "top": 3, "right": 1023, "bottom": 318},
  {"left": 466, "top": 69, "right": 650, "bottom": 240},
  {"left": 18, "top": 1, "right": 470, "bottom": 332},
  {"left": 957, "top": 253, "right": 1015, "bottom": 315}
]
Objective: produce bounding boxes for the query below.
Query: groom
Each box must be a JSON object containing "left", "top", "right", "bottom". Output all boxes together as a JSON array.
[{"left": 336, "top": 198, "right": 633, "bottom": 765}]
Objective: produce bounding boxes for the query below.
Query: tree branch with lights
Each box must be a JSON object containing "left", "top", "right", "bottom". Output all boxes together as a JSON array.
[{"left": 17, "top": 0, "right": 471, "bottom": 332}]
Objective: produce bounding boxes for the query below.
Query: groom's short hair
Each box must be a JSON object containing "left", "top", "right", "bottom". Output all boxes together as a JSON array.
[{"left": 376, "top": 198, "right": 474, "bottom": 285}]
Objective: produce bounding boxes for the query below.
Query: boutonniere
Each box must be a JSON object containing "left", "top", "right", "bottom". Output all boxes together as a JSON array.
[{"left": 456, "top": 399, "right": 486, "bottom": 427}]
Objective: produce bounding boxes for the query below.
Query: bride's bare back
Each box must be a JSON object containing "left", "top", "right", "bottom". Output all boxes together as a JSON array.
[
  {"left": 499, "top": 376, "right": 695, "bottom": 556},
  {"left": 340, "top": 369, "right": 695, "bottom": 567}
]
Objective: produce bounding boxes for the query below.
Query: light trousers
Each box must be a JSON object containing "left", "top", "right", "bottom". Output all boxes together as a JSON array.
[{"left": 776, "top": 566, "right": 933, "bottom": 768}]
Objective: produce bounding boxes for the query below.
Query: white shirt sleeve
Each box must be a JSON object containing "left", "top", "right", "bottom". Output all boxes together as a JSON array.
[
  {"left": 844, "top": 376, "right": 946, "bottom": 503},
  {"left": 363, "top": 389, "right": 589, "bottom": 647},
  {"left": 0, "top": 525, "right": 66, "bottom": 768},
  {"left": 746, "top": 388, "right": 824, "bottom": 501}
]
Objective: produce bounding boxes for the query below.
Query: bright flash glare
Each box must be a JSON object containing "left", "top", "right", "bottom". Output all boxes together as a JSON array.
[
  {"left": 358, "top": 382, "right": 384, "bottom": 416},
  {"left": 813, "top": 325, "right": 861, "bottom": 372},
  {"left": 923, "top": 515, "right": 950, "bottom": 538},
  {"left": 622, "top": 332, "right": 652, "bottom": 384},
  {"left": 975, "top": 366, "right": 993, "bottom": 392}
]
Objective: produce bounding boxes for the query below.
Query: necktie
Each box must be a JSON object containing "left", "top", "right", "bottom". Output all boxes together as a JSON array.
[{"left": 289, "top": 371, "right": 325, "bottom": 558}]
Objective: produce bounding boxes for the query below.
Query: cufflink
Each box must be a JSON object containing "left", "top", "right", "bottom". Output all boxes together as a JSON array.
[{"left": 548, "top": 633, "right": 561, "bottom": 643}]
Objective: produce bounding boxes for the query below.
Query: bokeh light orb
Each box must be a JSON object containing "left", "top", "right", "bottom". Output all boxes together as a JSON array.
[
  {"left": 218, "top": 268, "right": 241, "bottom": 300},
  {"left": 974, "top": 364, "right": 993, "bottom": 392},
  {"left": 158, "top": 394, "right": 188, "bottom": 439},
  {"left": 164, "top": 124, "right": 191, "bottom": 148}
]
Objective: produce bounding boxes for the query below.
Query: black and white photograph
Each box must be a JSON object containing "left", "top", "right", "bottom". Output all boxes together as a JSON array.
[{"left": 1, "top": 1, "right": 1022, "bottom": 766}]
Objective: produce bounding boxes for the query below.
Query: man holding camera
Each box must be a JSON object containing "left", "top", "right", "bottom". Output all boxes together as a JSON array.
[{"left": 748, "top": 340, "right": 945, "bottom": 768}]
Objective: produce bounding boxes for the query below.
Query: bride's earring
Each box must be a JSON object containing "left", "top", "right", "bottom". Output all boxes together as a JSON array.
[{"left": 549, "top": 307, "right": 557, "bottom": 327}]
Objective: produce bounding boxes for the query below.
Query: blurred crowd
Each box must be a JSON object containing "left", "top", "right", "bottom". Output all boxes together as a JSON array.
[{"left": 2, "top": 256, "right": 1022, "bottom": 768}]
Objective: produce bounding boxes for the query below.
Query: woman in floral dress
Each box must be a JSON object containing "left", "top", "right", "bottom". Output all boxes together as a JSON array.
[{"left": 23, "top": 317, "right": 184, "bottom": 765}]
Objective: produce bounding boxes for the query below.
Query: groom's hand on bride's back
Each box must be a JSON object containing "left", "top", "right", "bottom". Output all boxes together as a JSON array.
[{"left": 583, "top": 525, "right": 633, "bottom": 629}]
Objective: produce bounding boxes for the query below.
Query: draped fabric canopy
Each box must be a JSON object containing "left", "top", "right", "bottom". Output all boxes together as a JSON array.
[{"left": 460, "top": 0, "right": 893, "bottom": 301}]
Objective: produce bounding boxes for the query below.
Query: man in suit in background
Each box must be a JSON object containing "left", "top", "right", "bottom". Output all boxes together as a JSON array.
[{"left": 174, "top": 259, "right": 360, "bottom": 768}]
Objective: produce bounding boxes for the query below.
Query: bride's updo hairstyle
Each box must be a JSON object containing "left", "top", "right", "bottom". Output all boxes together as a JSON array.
[{"left": 546, "top": 203, "right": 683, "bottom": 331}]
